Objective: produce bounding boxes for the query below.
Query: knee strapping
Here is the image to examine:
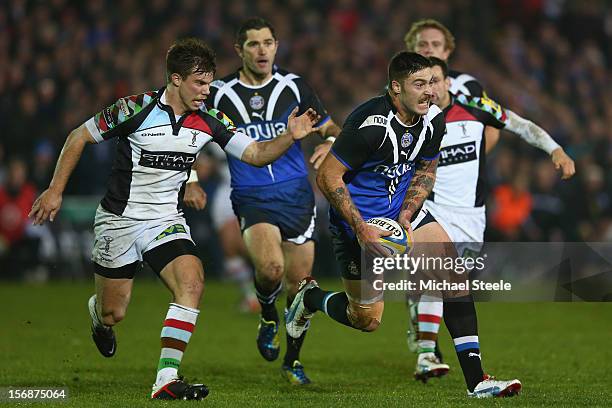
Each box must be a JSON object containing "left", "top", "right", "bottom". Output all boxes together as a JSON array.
[{"left": 347, "top": 304, "right": 381, "bottom": 332}]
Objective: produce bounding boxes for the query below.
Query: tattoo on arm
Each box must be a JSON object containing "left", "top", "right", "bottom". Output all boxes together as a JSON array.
[
  {"left": 401, "top": 158, "right": 438, "bottom": 217},
  {"left": 321, "top": 179, "right": 364, "bottom": 232}
]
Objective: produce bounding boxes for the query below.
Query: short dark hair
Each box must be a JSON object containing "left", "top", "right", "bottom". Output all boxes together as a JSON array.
[
  {"left": 388, "top": 51, "right": 433, "bottom": 86},
  {"left": 235, "top": 17, "right": 276, "bottom": 48},
  {"left": 166, "top": 38, "right": 216, "bottom": 82},
  {"left": 429, "top": 56, "right": 448, "bottom": 77}
]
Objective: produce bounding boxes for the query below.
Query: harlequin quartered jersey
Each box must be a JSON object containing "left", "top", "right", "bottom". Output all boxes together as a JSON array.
[
  {"left": 84, "top": 88, "right": 254, "bottom": 220},
  {"left": 428, "top": 93, "right": 506, "bottom": 208},
  {"left": 209, "top": 67, "right": 329, "bottom": 189},
  {"left": 329, "top": 94, "right": 446, "bottom": 233}
]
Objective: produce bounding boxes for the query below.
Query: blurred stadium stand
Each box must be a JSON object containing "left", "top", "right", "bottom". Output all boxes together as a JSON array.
[{"left": 1, "top": 0, "right": 610, "bottom": 280}]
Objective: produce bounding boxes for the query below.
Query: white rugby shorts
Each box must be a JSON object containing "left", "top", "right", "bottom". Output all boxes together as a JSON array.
[
  {"left": 91, "top": 205, "right": 194, "bottom": 269},
  {"left": 423, "top": 200, "right": 485, "bottom": 256}
]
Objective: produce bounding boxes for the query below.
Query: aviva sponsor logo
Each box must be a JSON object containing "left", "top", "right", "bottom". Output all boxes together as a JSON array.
[
  {"left": 155, "top": 224, "right": 187, "bottom": 241},
  {"left": 373, "top": 162, "right": 413, "bottom": 179},
  {"left": 239, "top": 121, "right": 287, "bottom": 141}
]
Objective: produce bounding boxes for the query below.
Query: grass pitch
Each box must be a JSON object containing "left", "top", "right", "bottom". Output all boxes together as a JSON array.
[{"left": 1, "top": 279, "right": 611, "bottom": 407}]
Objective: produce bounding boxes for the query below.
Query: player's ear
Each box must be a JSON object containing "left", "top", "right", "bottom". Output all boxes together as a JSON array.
[
  {"left": 170, "top": 73, "right": 182, "bottom": 87},
  {"left": 234, "top": 43, "right": 242, "bottom": 58},
  {"left": 445, "top": 77, "right": 451, "bottom": 88},
  {"left": 391, "top": 80, "right": 401, "bottom": 95}
]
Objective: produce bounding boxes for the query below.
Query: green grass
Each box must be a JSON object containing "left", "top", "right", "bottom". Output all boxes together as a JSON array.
[{"left": 1, "top": 280, "right": 611, "bottom": 407}]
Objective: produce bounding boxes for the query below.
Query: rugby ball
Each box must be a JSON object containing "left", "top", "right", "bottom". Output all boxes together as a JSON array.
[{"left": 365, "top": 217, "right": 411, "bottom": 255}]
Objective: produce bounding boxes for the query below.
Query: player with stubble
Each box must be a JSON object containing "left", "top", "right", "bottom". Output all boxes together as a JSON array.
[{"left": 185, "top": 17, "right": 341, "bottom": 385}]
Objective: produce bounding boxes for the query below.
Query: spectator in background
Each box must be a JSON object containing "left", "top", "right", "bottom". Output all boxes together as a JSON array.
[
  {"left": 525, "top": 159, "right": 565, "bottom": 241},
  {"left": 31, "top": 141, "right": 55, "bottom": 192},
  {"left": 571, "top": 163, "right": 612, "bottom": 240},
  {"left": 0, "top": 158, "right": 38, "bottom": 278},
  {"left": 489, "top": 168, "right": 533, "bottom": 241},
  {"left": 0, "top": 144, "right": 7, "bottom": 186}
]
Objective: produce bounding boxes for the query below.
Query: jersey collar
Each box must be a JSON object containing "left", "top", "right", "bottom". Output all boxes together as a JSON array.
[
  {"left": 155, "top": 86, "right": 192, "bottom": 136},
  {"left": 235, "top": 65, "right": 278, "bottom": 89}
]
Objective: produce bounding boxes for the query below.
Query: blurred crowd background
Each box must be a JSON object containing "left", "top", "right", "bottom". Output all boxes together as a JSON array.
[{"left": 1, "top": 0, "right": 610, "bottom": 280}]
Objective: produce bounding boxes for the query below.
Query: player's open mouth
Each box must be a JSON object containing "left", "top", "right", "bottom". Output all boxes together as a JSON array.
[{"left": 256, "top": 59, "right": 268, "bottom": 68}]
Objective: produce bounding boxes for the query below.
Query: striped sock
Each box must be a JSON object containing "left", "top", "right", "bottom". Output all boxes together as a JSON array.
[
  {"left": 444, "top": 295, "right": 483, "bottom": 392},
  {"left": 453, "top": 335, "right": 483, "bottom": 391},
  {"left": 155, "top": 303, "right": 199, "bottom": 386},
  {"left": 255, "top": 281, "right": 282, "bottom": 322},
  {"left": 417, "top": 294, "right": 443, "bottom": 354},
  {"left": 303, "top": 288, "right": 353, "bottom": 328}
]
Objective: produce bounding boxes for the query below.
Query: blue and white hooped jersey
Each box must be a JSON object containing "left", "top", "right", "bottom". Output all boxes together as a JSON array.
[
  {"left": 329, "top": 94, "right": 446, "bottom": 234},
  {"left": 209, "top": 67, "right": 330, "bottom": 189},
  {"left": 84, "top": 88, "right": 253, "bottom": 220}
]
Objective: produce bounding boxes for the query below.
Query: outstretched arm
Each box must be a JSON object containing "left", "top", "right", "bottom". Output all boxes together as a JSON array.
[
  {"left": 241, "top": 107, "right": 321, "bottom": 167},
  {"left": 504, "top": 109, "right": 575, "bottom": 179},
  {"left": 29, "top": 124, "right": 96, "bottom": 225}
]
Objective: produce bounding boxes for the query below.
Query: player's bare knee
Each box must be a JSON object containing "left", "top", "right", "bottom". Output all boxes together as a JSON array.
[
  {"left": 258, "top": 261, "right": 284, "bottom": 286},
  {"left": 177, "top": 276, "right": 204, "bottom": 301},
  {"left": 101, "top": 307, "right": 126, "bottom": 326}
]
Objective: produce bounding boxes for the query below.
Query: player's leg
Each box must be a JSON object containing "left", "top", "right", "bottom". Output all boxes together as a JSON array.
[
  {"left": 145, "top": 239, "right": 209, "bottom": 401},
  {"left": 213, "top": 181, "right": 258, "bottom": 313},
  {"left": 243, "top": 222, "right": 285, "bottom": 361},
  {"left": 280, "top": 240, "right": 314, "bottom": 384},
  {"left": 287, "top": 229, "right": 386, "bottom": 336},
  {"left": 88, "top": 264, "right": 137, "bottom": 357},
  {"left": 289, "top": 275, "right": 385, "bottom": 334},
  {"left": 410, "top": 218, "right": 453, "bottom": 382},
  {"left": 443, "top": 293, "right": 521, "bottom": 397},
  {"left": 88, "top": 208, "right": 140, "bottom": 358},
  {"left": 218, "top": 218, "right": 259, "bottom": 312}
]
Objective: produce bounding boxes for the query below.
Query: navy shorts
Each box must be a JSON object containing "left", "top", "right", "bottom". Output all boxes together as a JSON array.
[
  {"left": 330, "top": 227, "right": 363, "bottom": 280},
  {"left": 230, "top": 177, "right": 316, "bottom": 244}
]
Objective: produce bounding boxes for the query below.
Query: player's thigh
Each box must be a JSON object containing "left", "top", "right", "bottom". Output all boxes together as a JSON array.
[
  {"left": 157, "top": 254, "right": 204, "bottom": 297},
  {"left": 143, "top": 238, "right": 203, "bottom": 294},
  {"left": 281, "top": 240, "right": 314, "bottom": 294},
  {"left": 413, "top": 220, "right": 468, "bottom": 297},
  {"left": 242, "top": 223, "right": 284, "bottom": 279}
]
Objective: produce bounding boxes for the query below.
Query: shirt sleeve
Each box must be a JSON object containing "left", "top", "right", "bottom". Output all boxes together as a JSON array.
[
  {"left": 465, "top": 79, "right": 485, "bottom": 98},
  {"left": 418, "top": 109, "right": 446, "bottom": 160},
  {"left": 204, "top": 108, "right": 253, "bottom": 159},
  {"left": 84, "top": 92, "right": 156, "bottom": 143},
  {"left": 296, "top": 78, "right": 330, "bottom": 127},
  {"left": 457, "top": 94, "right": 507, "bottom": 129},
  {"left": 330, "top": 112, "right": 381, "bottom": 170}
]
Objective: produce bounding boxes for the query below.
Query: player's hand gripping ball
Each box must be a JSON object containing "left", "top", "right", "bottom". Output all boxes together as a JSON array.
[{"left": 365, "top": 217, "right": 411, "bottom": 256}]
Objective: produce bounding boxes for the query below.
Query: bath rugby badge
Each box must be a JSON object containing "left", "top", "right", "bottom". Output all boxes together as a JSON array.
[
  {"left": 249, "top": 94, "right": 265, "bottom": 110},
  {"left": 401, "top": 131, "right": 413, "bottom": 148}
]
